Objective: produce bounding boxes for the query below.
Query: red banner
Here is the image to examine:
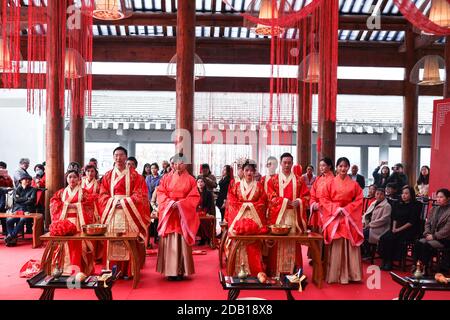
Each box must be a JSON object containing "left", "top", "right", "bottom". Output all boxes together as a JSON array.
[{"left": 429, "top": 98, "right": 450, "bottom": 197}]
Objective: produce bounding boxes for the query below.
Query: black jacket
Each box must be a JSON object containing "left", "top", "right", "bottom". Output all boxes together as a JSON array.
[
  {"left": 12, "top": 185, "right": 36, "bottom": 213},
  {"left": 387, "top": 172, "right": 409, "bottom": 194},
  {"left": 372, "top": 166, "right": 389, "bottom": 188},
  {"left": 216, "top": 176, "right": 231, "bottom": 209},
  {"left": 350, "top": 174, "right": 365, "bottom": 190}
]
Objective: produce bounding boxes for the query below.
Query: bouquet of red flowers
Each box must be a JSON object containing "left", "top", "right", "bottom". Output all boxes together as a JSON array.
[
  {"left": 49, "top": 220, "right": 78, "bottom": 236},
  {"left": 233, "top": 218, "right": 269, "bottom": 235}
]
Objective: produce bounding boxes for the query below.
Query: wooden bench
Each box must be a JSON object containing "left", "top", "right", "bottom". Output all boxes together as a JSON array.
[
  {"left": 0, "top": 212, "right": 44, "bottom": 248},
  {"left": 219, "top": 271, "right": 306, "bottom": 300},
  {"left": 27, "top": 270, "right": 118, "bottom": 300},
  {"left": 226, "top": 232, "right": 324, "bottom": 288}
]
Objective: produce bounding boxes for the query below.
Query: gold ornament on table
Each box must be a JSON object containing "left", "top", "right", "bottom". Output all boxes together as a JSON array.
[
  {"left": 434, "top": 273, "right": 450, "bottom": 284},
  {"left": 413, "top": 261, "right": 424, "bottom": 280},
  {"left": 51, "top": 262, "right": 63, "bottom": 280},
  {"left": 237, "top": 263, "right": 249, "bottom": 281}
]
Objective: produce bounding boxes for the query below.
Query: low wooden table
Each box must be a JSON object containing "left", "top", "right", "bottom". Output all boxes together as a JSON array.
[
  {"left": 219, "top": 271, "right": 306, "bottom": 300},
  {"left": 27, "top": 270, "right": 116, "bottom": 300},
  {"left": 390, "top": 272, "right": 450, "bottom": 300},
  {"left": 40, "top": 232, "right": 141, "bottom": 289},
  {"left": 227, "top": 232, "right": 324, "bottom": 288},
  {"left": 0, "top": 212, "right": 44, "bottom": 248}
]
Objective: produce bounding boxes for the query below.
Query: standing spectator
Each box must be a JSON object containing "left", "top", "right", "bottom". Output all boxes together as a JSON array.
[
  {"left": 415, "top": 165, "right": 430, "bottom": 198},
  {"left": 31, "top": 164, "right": 46, "bottom": 215},
  {"left": 0, "top": 161, "right": 14, "bottom": 235},
  {"left": 126, "top": 156, "right": 138, "bottom": 169},
  {"left": 387, "top": 163, "right": 408, "bottom": 194},
  {"left": 142, "top": 163, "right": 152, "bottom": 179},
  {"left": 372, "top": 161, "right": 390, "bottom": 188},
  {"left": 413, "top": 188, "right": 450, "bottom": 274},
  {"left": 146, "top": 162, "right": 161, "bottom": 246},
  {"left": 349, "top": 164, "right": 365, "bottom": 190},
  {"left": 196, "top": 176, "right": 216, "bottom": 246},
  {"left": 88, "top": 158, "right": 98, "bottom": 169},
  {"left": 13, "top": 158, "right": 30, "bottom": 187},
  {"left": 378, "top": 186, "right": 422, "bottom": 271},
  {"left": 216, "top": 165, "right": 233, "bottom": 222},
  {"left": 5, "top": 173, "right": 36, "bottom": 247},
  {"left": 160, "top": 160, "right": 170, "bottom": 176},
  {"left": 199, "top": 163, "right": 217, "bottom": 191},
  {"left": 261, "top": 156, "right": 278, "bottom": 193},
  {"left": 302, "top": 165, "right": 316, "bottom": 190}
]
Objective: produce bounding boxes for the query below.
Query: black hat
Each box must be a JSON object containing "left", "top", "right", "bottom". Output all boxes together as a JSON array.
[{"left": 18, "top": 172, "right": 32, "bottom": 182}]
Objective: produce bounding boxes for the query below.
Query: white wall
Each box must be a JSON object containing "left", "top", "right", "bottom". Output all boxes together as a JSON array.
[{"left": 0, "top": 90, "right": 46, "bottom": 172}]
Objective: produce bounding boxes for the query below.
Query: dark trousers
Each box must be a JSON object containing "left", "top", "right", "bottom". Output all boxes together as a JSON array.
[
  {"left": 378, "top": 230, "right": 412, "bottom": 262},
  {"left": 1, "top": 218, "right": 6, "bottom": 235},
  {"left": 413, "top": 238, "right": 450, "bottom": 266},
  {"left": 6, "top": 217, "right": 26, "bottom": 238},
  {"left": 361, "top": 228, "right": 371, "bottom": 257}
]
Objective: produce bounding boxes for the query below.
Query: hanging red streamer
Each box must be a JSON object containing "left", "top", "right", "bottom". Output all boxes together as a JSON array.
[{"left": 1, "top": 0, "right": 21, "bottom": 89}]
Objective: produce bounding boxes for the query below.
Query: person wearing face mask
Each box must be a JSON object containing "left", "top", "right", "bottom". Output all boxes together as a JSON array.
[{"left": 31, "top": 164, "right": 46, "bottom": 215}]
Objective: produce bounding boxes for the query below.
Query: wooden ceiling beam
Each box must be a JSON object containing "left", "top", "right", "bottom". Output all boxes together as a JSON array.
[
  {"left": 3, "top": 74, "right": 443, "bottom": 96},
  {"left": 15, "top": 8, "right": 408, "bottom": 30}
]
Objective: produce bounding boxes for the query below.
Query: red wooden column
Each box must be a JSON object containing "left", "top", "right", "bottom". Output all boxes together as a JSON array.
[
  {"left": 401, "top": 25, "right": 418, "bottom": 186},
  {"left": 45, "top": 0, "right": 66, "bottom": 228},
  {"left": 175, "top": 0, "right": 196, "bottom": 174},
  {"left": 297, "top": 83, "right": 312, "bottom": 171},
  {"left": 69, "top": 82, "right": 85, "bottom": 167},
  {"left": 445, "top": 36, "right": 450, "bottom": 99},
  {"left": 317, "top": 0, "right": 338, "bottom": 166}
]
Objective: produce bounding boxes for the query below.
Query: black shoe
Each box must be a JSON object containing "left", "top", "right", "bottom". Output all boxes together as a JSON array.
[
  {"left": 25, "top": 229, "right": 33, "bottom": 234},
  {"left": 4, "top": 234, "right": 11, "bottom": 244},
  {"left": 167, "top": 276, "right": 179, "bottom": 281},
  {"left": 6, "top": 237, "right": 17, "bottom": 247}
]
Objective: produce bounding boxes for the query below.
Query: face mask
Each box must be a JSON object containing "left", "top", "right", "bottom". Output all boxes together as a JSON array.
[{"left": 36, "top": 169, "right": 44, "bottom": 176}]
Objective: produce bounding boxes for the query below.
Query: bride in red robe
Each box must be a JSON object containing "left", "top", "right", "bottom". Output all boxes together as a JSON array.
[
  {"left": 98, "top": 147, "right": 150, "bottom": 277},
  {"left": 157, "top": 153, "right": 200, "bottom": 280},
  {"left": 225, "top": 160, "right": 267, "bottom": 276},
  {"left": 50, "top": 170, "right": 95, "bottom": 275},
  {"left": 266, "top": 153, "right": 310, "bottom": 277},
  {"left": 321, "top": 157, "right": 364, "bottom": 284}
]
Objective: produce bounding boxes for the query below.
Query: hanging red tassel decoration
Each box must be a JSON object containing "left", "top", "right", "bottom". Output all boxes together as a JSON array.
[{"left": 1, "top": 0, "right": 21, "bottom": 89}]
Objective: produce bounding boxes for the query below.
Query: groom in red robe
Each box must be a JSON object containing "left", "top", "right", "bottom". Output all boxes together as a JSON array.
[
  {"left": 266, "top": 153, "right": 310, "bottom": 276},
  {"left": 98, "top": 146, "right": 150, "bottom": 277}
]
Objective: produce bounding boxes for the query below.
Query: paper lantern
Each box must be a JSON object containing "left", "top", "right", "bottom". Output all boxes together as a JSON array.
[
  {"left": 410, "top": 55, "right": 445, "bottom": 86},
  {"left": 93, "top": 0, "right": 133, "bottom": 21},
  {"left": 65, "top": 48, "right": 86, "bottom": 79},
  {"left": 167, "top": 53, "right": 206, "bottom": 80},
  {"left": 298, "top": 52, "right": 320, "bottom": 83},
  {"left": 428, "top": 0, "right": 450, "bottom": 28}
]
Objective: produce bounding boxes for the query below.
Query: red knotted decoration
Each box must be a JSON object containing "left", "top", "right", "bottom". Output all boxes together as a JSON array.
[
  {"left": 0, "top": 0, "right": 21, "bottom": 89},
  {"left": 234, "top": 218, "right": 268, "bottom": 235}
]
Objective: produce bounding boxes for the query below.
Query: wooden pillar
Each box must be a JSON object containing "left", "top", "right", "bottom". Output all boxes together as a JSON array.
[
  {"left": 69, "top": 81, "right": 85, "bottom": 167},
  {"left": 45, "top": 0, "right": 67, "bottom": 228},
  {"left": 445, "top": 36, "right": 450, "bottom": 98},
  {"left": 175, "top": 0, "right": 196, "bottom": 174},
  {"left": 401, "top": 26, "right": 419, "bottom": 186},
  {"left": 297, "top": 83, "right": 312, "bottom": 172},
  {"left": 317, "top": 0, "right": 338, "bottom": 167}
]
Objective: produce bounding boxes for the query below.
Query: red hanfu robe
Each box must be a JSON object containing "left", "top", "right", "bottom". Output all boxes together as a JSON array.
[
  {"left": 309, "top": 172, "right": 335, "bottom": 229},
  {"left": 225, "top": 179, "right": 267, "bottom": 276},
  {"left": 81, "top": 177, "right": 100, "bottom": 222},
  {"left": 50, "top": 186, "right": 95, "bottom": 275},
  {"left": 266, "top": 172, "right": 310, "bottom": 276},
  {"left": 98, "top": 166, "right": 150, "bottom": 274},
  {"left": 157, "top": 171, "right": 200, "bottom": 246},
  {"left": 31, "top": 174, "right": 46, "bottom": 209},
  {"left": 321, "top": 175, "right": 364, "bottom": 246}
]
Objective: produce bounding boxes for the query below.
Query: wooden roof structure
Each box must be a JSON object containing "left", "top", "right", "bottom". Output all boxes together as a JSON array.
[{"left": 7, "top": 0, "right": 446, "bottom": 96}]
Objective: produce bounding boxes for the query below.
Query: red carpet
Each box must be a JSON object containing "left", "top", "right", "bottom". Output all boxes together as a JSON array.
[{"left": 1, "top": 237, "right": 449, "bottom": 300}]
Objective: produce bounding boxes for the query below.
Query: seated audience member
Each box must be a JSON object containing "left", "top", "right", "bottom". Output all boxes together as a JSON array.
[
  {"left": 378, "top": 186, "right": 422, "bottom": 271},
  {"left": 414, "top": 165, "right": 430, "bottom": 198},
  {"left": 385, "top": 182, "right": 400, "bottom": 204},
  {"left": 31, "top": 164, "right": 46, "bottom": 215},
  {"left": 349, "top": 164, "right": 366, "bottom": 190},
  {"left": 413, "top": 188, "right": 450, "bottom": 274},
  {"left": 372, "top": 161, "right": 390, "bottom": 188},
  {"left": 362, "top": 188, "right": 391, "bottom": 257},
  {"left": 302, "top": 165, "right": 316, "bottom": 190},
  {"left": 0, "top": 161, "right": 14, "bottom": 235},
  {"left": 5, "top": 173, "right": 36, "bottom": 247},
  {"left": 196, "top": 176, "right": 216, "bottom": 246},
  {"left": 363, "top": 184, "right": 377, "bottom": 213}
]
